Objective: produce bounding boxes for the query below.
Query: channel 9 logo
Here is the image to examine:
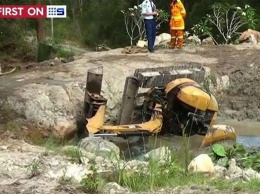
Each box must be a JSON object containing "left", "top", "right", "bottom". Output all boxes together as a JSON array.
[
  {"left": 47, "top": 5, "right": 66, "bottom": 18},
  {"left": 0, "top": 5, "right": 67, "bottom": 18}
]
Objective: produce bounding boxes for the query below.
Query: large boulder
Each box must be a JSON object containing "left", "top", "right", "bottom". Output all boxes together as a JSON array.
[
  {"left": 202, "top": 37, "right": 215, "bottom": 45},
  {"left": 188, "top": 154, "right": 215, "bottom": 173},
  {"left": 141, "top": 33, "right": 171, "bottom": 48},
  {"left": 2, "top": 83, "right": 79, "bottom": 138},
  {"left": 143, "top": 146, "right": 172, "bottom": 163},
  {"left": 239, "top": 29, "right": 260, "bottom": 44},
  {"left": 186, "top": 35, "right": 201, "bottom": 45},
  {"left": 79, "top": 137, "right": 120, "bottom": 159}
]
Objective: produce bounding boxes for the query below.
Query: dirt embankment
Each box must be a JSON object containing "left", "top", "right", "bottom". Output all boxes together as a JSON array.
[{"left": 203, "top": 45, "right": 260, "bottom": 121}]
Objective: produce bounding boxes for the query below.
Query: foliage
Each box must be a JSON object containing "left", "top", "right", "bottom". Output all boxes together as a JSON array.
[
  {"left": 191, "top": 20, "right": 213, "bottom": 41},
  {"left": 117, "top": 156, "right": 182, "bottom": 191},
  {"left": 191, "top": 2, "right": 259, "bottom": 44},
  {"left": 212, "top": 143, "right": 227, "bottom": 157},
  {"left": 121, "top": 6, "right": 169, "bottom": 45},
  {"left": 121, "top": 6, "right": 145, "bottom": 45},
  {"left": 80, "top": 0, "right": 129, "bottom": 48},
  {"left": 0, "top": 19, "right": 36, "bottom": 61},
  {"left": 113, "top": 151, "right": 260, "bottom": 192},
  {"left": 62, "top": 146, "right": 82, "bottom": 164},
  {"left": 28, "top": 159, "right": 41, "bottom": 178},
  {"left": 240, "top": 4, "right": 259, "bottom": 29},
  {"left": 80, "top": 159, "right": 102, "bottom": 194},
  {"left": 210, "top": 143, "right": 260, "bottom": 172},
  {"left": 46, "top": 38, "right": 75, "bottom": 58}
]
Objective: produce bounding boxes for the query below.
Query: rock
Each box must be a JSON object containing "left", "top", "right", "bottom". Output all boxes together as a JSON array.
[
  {"left": 4, "top": 84, "right": 77, "bottom": 139},
  {"left": 214, "top": 165, "right": 227, "bottom": 178},
  {"left": 227, "top": 159, "right": 243, "bottom": 180},
  {"left": 53, "top": 120, "right": 77, "bottom": 138},
  {"left": 188, "top": 154, "right": 215, "bottom": 173},
  {"left": 79, "top": 137, "right": 120, "bottom": 159},
  {"left": 103, "top": 182, "right": 129, "bottom": 194},
  {"left": 158, "top": 33, "right": 171, "bottom": 42},
  {"left": 186, "top": 35, "right": 201, "bottom": 45},
  {"left": 61, "top": 145, "right": 96, "bottom": 163},
  {"left": 123, "top": 160, "right": 148, "bottom": 174},
  {"left": 154, "top": 36, "right": 162, "bottom": 46},
  {"left": 143, "top": 33, "right": 171, "bottom": 47},
  {"left": 61, "top": 56, "right": 74, "bottom": 63},
  {"left": 242, "top": 168, "right": 260, "bottom": 181},
  {"left": 203, "top": 66, "right": 230, "bottom": 92},
  {"left": 216, "top": 75, "right": 230, "bottom": 91},
  {"left": 136, "top": 40, "right": 146, "bottom": 48},
  {"left": 202, "top": 37, "right": 215, "bottom": 45},
  {"left": 239, "top": 29, "right": 260, "bottom": 44},
  {"left": 143, "top": 146, "right": 172, "bottom": 163},
  {"left": 63, "top": 164, "right": 92, "bottom": 182}
]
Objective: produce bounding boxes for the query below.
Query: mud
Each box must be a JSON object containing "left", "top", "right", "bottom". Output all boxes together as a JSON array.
[
  {"left": 216, "top": 59, "right": 260, "bottom": 121},
  {"left": 200, "top": 45, "right": 260, "bottom": 121}
]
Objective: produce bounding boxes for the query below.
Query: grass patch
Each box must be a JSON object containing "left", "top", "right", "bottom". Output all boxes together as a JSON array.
[
  {"left": 113, "top": 151, "right": 260, "bottom": 192},
  {"left": 117, "top": 164, "right": 260, "bottom": 192},
  {"left": 55, "top": 48, "right": 75, "bottom": 58},
  {"left": 61, "top": 146, "right": 83, "bottom": 164},
  {"left": 208, "top": 178, "right": 260, "bottom": 192},
  {"left": 80, "top": 159, "right": 104, "bottom": 194},
  {"left": 117, "top": 160, "right": 206, "bottom": 191}
]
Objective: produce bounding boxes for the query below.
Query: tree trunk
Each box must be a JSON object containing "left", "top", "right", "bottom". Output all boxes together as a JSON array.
[{"left": 35, "top": 0, "right": 46, "bottom": 43}]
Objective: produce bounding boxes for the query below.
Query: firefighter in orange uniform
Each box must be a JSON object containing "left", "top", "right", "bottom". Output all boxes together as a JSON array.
[{"left": 169, "top": 0, "right": 186, "bottom": 48}]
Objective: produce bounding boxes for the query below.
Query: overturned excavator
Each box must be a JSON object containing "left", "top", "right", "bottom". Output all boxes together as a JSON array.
[{"left": 84, "top": 64, "right": 236, "bottom": 147}]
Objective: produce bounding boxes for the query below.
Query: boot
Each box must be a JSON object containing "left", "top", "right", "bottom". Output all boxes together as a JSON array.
[
  {"left": 176, "top": 38, "right": 183, "bottom": 48},
  {"left": 168, "top": 38, "right": 176, "bottom": 49}
]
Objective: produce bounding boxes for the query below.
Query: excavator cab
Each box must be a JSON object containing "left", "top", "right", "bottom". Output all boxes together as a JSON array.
[{"left": 84, "top": 65, "right": 236, "bottom": 147}]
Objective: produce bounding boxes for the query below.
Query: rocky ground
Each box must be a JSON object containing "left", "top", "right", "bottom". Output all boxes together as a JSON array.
[
  {"left": 0, "top": 136, "right": 260, "bottom": 194},
  {"left": 0, "top": 43, "right": 260, "bottom": 193}
]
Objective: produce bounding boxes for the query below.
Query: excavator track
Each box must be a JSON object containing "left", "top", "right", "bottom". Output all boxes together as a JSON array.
[{"left": 134, "top": 63, "right": 205, "bottom": 88}]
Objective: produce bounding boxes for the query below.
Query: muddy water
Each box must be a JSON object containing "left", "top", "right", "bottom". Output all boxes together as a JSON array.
[
  {"left": 221, "top": 119, "right": 260, "bottom": 147},
  {"left": 116, "top": 120, "right": 260, "bottom": 160}
]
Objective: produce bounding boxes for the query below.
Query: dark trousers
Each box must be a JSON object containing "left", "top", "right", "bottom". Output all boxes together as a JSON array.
[{"left": 144, "top": 19, "right": 156, "bottom": 51}]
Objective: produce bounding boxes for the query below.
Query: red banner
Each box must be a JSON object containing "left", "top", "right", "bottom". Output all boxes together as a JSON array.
[{"left": 0, "top": 5, "right": 66, "bottom": 18}]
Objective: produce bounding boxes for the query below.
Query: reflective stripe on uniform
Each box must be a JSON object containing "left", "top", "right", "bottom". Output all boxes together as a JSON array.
[
  {"left": 171, "top": 26, "right": 184, "bottom": 30},
  {"left": 171, "top": 16, "right": 182, "bottom": 20}
]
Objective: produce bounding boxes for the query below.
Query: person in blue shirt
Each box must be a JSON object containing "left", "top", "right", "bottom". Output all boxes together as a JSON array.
[{"left": 139, "top": 0, "right": 158, "bottom": 52}]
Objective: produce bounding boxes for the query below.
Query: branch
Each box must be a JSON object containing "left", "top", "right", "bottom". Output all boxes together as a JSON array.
[{"left": 0, "top": 67, "right": 16, "bottom": 76}]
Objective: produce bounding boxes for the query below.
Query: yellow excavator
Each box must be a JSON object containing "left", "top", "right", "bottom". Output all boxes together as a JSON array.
[{"left": 84, "top": 65, "right": 236, "bottom": 147}]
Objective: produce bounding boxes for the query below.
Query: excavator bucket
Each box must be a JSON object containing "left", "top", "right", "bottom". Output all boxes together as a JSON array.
[{"left": 201, "top": 125, "right": 237, "bottom": 147}]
